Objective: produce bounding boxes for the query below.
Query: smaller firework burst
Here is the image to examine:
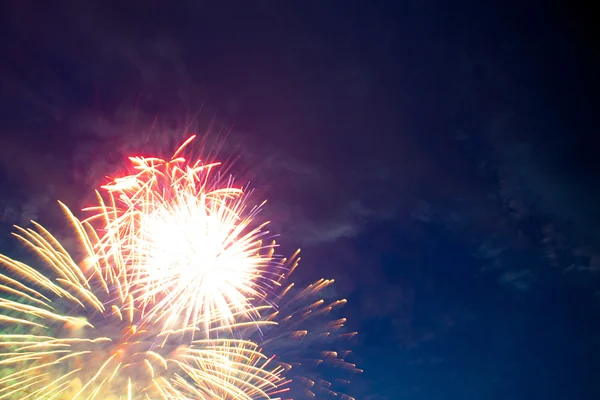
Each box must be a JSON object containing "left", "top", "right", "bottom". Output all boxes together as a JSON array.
[{"left": 239, "top": 250, "right": 362, "bottom": 399}]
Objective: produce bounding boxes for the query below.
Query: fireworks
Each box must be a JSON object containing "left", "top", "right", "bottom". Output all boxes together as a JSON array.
[
  {"left": 0, "top": 135, "right": 359, "bottom": 398},
  {"left": 0, "top": 204, "right": 284, "bottom": 399},
  {"left": 84, "top": 136, "right": 280, "bottom": 334}
]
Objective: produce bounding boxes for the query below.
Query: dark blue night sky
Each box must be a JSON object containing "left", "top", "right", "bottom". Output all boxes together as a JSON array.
[{"left": 1, "top": 1, "right": 599, "bottom": 399}]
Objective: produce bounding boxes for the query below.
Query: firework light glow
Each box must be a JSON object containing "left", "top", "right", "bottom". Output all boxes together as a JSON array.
[{"left": 0, "top": 135, "right": 360, "bottom": 398}]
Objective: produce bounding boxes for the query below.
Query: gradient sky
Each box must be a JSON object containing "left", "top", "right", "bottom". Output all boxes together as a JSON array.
[{"left": 0, "top": 1, "right": 598, "bottom": 399}]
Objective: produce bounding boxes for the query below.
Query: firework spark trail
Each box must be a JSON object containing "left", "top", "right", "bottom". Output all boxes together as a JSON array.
[
  {"left": 84, "top": 135, "right": 285, "bottom": 335},
  {"left": 240, "top": 252, "right": 361, "bottom": 399},
  {"left": 0, "top": 203, "right": 285, "bottom": 399}
]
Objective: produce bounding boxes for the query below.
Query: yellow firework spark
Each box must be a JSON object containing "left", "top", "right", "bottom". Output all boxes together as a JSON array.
[
  {"left": 169, "top": 339, "right": 288, "bottom": 399},
  {"left": 0, "top": 203, "right": 285, "bottom": 399},
  {"left": 83, "top": 136, "right": 283, "bottom": 334}
]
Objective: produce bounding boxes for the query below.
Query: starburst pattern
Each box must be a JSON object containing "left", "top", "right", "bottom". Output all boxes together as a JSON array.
[{"left": 84, "top": 136, "right": 282, "bottom": 334}]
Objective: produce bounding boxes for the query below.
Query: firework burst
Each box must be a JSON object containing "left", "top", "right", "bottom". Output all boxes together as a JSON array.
[
  {"left": 0, "top": 135, "right": 360, "bottom": 398},
  {"left": 0, "top": 203, "right": 285, "bottom": 399},
  {"left": 84, "top": 136, "right": 282, "bottom": 335}
]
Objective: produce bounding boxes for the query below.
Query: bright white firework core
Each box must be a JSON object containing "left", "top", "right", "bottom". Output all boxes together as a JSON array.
[
  {"left": 85, "top": 139, "right": 280, "bottom": 337},
  {"left": 134, "top": 191, "right": 264, "bottom": 329}
]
